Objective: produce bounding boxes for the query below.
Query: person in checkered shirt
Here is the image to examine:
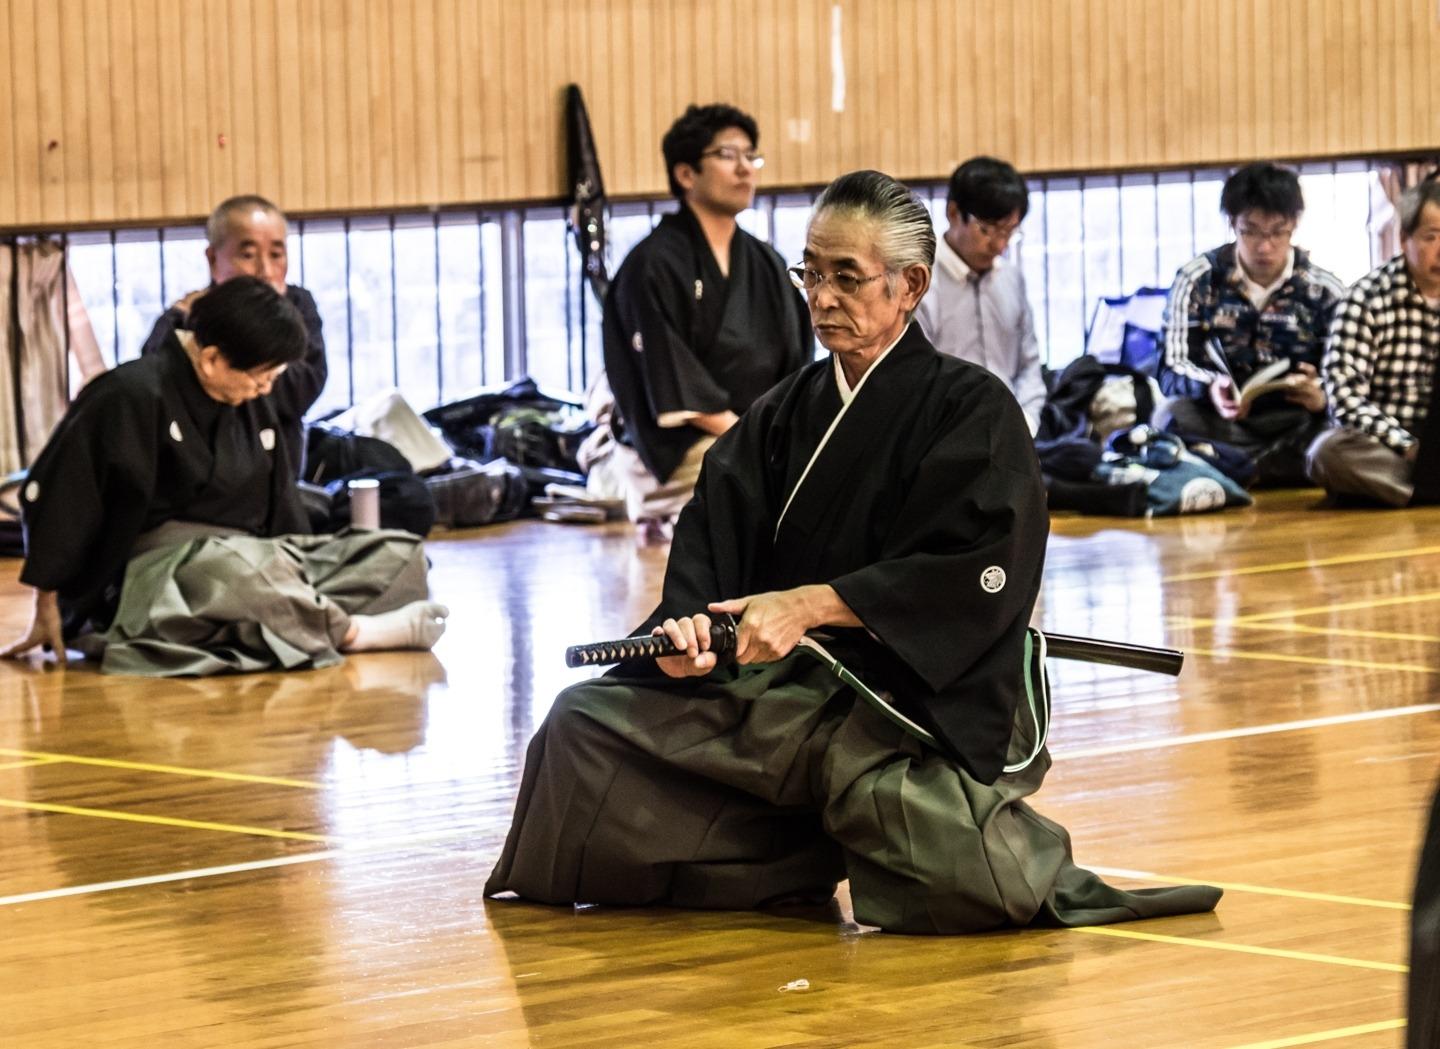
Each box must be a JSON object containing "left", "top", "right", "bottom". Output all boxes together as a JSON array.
[{"left": 1307, "top": 178, "right": 1440, "bottom": 506}]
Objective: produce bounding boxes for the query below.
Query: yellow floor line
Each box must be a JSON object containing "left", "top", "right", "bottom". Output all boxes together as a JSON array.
[
  {"left": 1232, "top": 590, "right": 1440, "bottom": 624},
  {"left": 1085, "top": 866, "right": 1410, "bottom": 911},
  {"left": 0, "top": 797, "right": 330, "bottom": 842},
  {"left": 1163, "top": 543, "right": 1440, "bottom": 583},
  {"left": 1067, "top": 925, "right": 1407, "bottom": 973},
  {"left": 0, "top": 758, "right": 59, "bottom": 772},
  {"left": 1187, "top": 647, "right": 1437, "bottom": 674},
  {"left": 1175, "top": 616, "right": 1440, "bottom": 644},
  {"left": 1222, "top": 1018, "right": 1406, "bottom": 1049},
  {"left": 0, "top": 747, "right": 322, "bottom": 790}
]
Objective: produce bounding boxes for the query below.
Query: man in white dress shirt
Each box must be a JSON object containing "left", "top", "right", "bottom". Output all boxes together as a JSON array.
[{"left": 915, "top": 156, "right": 1045, "bottom": 434}]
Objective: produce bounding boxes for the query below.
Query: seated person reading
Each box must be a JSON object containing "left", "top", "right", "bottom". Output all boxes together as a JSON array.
[
  {"left": 1157, "top": 163, "right": 1345, "bottom": 486},
  {"left": 486, "top": 171, "right": 1219, "bottom": 934},
  {"left": 4, "top": 277, "right": 447, "bottom": 676}
]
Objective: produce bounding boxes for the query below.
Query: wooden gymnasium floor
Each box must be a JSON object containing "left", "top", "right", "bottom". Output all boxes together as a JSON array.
[{"left": 1, "top": 488, "right": 1435, "bottom": 1049}]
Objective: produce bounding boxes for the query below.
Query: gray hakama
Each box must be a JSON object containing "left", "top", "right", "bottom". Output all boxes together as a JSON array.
[
  {"left": 80, "top": 526, "right": 429, "bottom": 677},
  {"left": 485, "top": 654, "right": 1219, "bottom": 933}
]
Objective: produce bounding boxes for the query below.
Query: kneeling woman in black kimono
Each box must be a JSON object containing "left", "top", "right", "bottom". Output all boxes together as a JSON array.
[{"left": 3, "top": 276, "right": 447, "bottom": 676}]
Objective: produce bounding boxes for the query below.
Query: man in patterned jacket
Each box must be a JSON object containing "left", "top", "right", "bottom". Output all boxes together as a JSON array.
[
  {"left": 1158, "top": 163, "right": 1346, "bottom": 486},
  {"left": 1307, "top": 177, "right": 1440, "bottom": 506}
]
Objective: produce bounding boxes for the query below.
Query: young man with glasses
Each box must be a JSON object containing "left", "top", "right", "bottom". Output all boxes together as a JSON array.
[
  {"left": 596, "top": 103, "right": 811, "bottom": 535},
  {"left": 1307, "top": 177, "right": 1440, "bottom": 506},
  {"left": 1158, "top": 162, "right": 1346, "bottom": 487},
  {"left": 914, "top": 156, "right": 1045, "bottom": 434}
]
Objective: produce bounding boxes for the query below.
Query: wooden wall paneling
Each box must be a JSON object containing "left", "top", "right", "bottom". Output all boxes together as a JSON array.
[
  {"left": 1352, "top": 0, "right": 1373, "bottom": 153},
  {"left": 968, "top": 1, "right": 996, "bottom": 159},
  {"left": 773, "top": 2, "right": 799, "bottom": 186},
  {"left": 1144, "top": 0, "right": 1168, "bottom": 166},
  {"left": 1009, "top": 0, "right": 1035, "bottom": 173},
  {"left": 33, "top": 0, "right": 66, "bottom": 221},
  {"left": 1320, "top": 0, "right": 1345, "bottom": 156},
  {"left": 225, "top": 0, "right": 256, "bottom": 196},
  {"left": 0, "top": 0, "right": 20, "bottom": 221},
  {"left": 1422, "top": 0, "right": 1437, "bottom": 146},
  {"left": 431, "top": 0, "right": 460, "bottom": 205},
  {"left": 645, "top": 0, "right": 675, "bottom": 198},
  {"left": 453, "top": 0, "right": 483, "bottom": 202},
  {"left": 318, "top": 0, "right": 351, "bottom": 208},
  {"left": 176, "top": 1, "right": 209, "bottom": 215},
  {"left": 1369, "top": 0, "right": 1395, "bottom": 152},
  {"left": 1094, "top": 0, "right": 1119, "bottom": 167},
  {"left": 816, "top": 0, "right": 842, "bottom": 191},
  {"left": 408, "top": 0, "right": 440, "bottom": 207},
  {"left": 273, "top": 0, "right": 305, "bottom": 210},
  {"left": 493, "top": 0, "right": 521, "bottom": 201},
  {"left": 1267, "top": 0, "right": 1292, "bottom": 159},
  {"left": 295, "top": 0, "right": 326, "bottom": 210},
  {"left": 202, "top": 0, "right": 236, "bottom": 205},
  {"left": 412, "top": 0, "right": 442, "bottom": 204},
  {"left": 542, "top": 0, "right": 567, "bottom": 202},
  {"left": 154, "top": 0, "right": 186, "bottom": 218},
  {"left": 475, "top": 0, "right": 503, "bottom": 202},
  {"left": 1234, "top": 0, "right": 1258, "bottom": 159},
  {"left": 1027, "top": 0, "right": 1054, "bottom": 171},
  {"left": 389, "top": 0, "right": 419, "bottom": 206},
  {"left": 79, "top": 0, "right": 114, "bottom": 221},
  {"left": 1391, "top": 0, "right": 1414, "bottom": 149},
  {"left": 247, "top": 0, "right": 280, "bottom": 203},
  {"left": 347, "top": 0, "right": 378, "bottom": 210},
  {"left": 108, "top": 0, "right": 141, "bottom": 220}
]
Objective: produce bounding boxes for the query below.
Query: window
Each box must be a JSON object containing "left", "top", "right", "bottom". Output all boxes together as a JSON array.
[{"left": 51, "top": 158, "right": 1418, "bottom": 413}]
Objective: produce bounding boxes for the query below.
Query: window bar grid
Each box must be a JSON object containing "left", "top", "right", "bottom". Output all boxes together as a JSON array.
[
  {"left": 389, "top": 214, "right": 399, "bottom": 388},
  {"left": 433, "top": 212, "right": 443, "bottom": 405},
  {"left": 477, "top": 209, "right": 488, "bottom": 387},
  {"left": 109, "top": 229, "right": 119, "bottom": 364},
  {"left": 344, "top": 217, "right": 355, "bottom": 408},
  {"left": 563, "top": 221, "right": 575, "bottom": 393},
  {"left": 61, "top": 232, "right": 71, "bottom": 400},
  {"left": 1078, "top": 176, "right": 1089, "bottom": 353},
  {"left": 157, "top": 227, "right": 168, "bottom": 305}
]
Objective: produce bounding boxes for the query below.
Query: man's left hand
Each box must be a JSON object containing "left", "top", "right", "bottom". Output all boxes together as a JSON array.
[{"left": 708, "top": 584, "right": 859, "bottom": 665}]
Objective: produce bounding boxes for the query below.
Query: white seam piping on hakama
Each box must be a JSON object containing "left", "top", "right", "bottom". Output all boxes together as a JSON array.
[{"left": 774, "top": 325, "right": 909, "bottom": 540}]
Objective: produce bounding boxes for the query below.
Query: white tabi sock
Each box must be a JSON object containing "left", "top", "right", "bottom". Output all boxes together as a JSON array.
[{"left": 345, "top": 601, "right": 450, "bottom": 652}]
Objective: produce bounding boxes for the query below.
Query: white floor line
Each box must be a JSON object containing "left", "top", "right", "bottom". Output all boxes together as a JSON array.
[
  {"left": 0, "top": 826, "right": 481, "bottom": 907},
  {"left": 1052, "top": 703, "right": 1440, "bottom": 760}
]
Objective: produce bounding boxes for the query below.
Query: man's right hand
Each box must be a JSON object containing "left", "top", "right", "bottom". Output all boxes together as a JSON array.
[
  {"left": 1209, "top": 375, "right": 1244, "bottom": 420},
  {"left": 1, "top": 588, "right": 67, "bottom": 666},
  {"left": 172, "top": 288, "right": 206, "bottom": 317},
  {"left": 653, "top": 614, "right": 718, "bottom": 678},
  {"left": 1406, "top": 442, "right": 1421, "bottom": 464}
]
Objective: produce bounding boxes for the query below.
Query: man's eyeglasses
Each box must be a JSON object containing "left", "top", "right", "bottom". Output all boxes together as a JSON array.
[
  {"left": 1235, "top": 224, "right": 1295, "bottom": 245},
  {"left": 970, "top": 218, "right": 1023, "bottom": 244},
  {"left": 700, "top": 146, "right": 765, "bottom": 169},
  {"left": 788, "top": 266, "right": 887, "bottom": 297}
]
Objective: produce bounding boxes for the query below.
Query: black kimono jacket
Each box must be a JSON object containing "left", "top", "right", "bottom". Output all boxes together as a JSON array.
[
  {"left": 602, "top": 205, "right": 811, "bottom": 483},
  {"left": 141, "top": 283, "right": 328, "bottom": 476},
  {"left": 632, "top": 323, "right": 1050, "bottom": 784},
  {"left": 20, "top": 339, "right": 309, "bottom": 637}
]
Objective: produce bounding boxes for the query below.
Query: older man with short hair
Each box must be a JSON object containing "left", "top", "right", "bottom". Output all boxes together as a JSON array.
[
  {"left": 1307, "top": 178, "right": 1440, "bottom": 505},
  {"left": 141, "top": 195, "right": 327, "bottom": 475},
  {"left": 486, "top": 170, "right": 1219, "bottom": 934}
]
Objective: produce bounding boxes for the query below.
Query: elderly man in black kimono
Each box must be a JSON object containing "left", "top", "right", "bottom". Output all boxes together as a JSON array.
[
  {"left": 599, "top": 103, "right": 811, "bottom": 530},
  {"left": 2, "top": 277, "right": 446, "bottom": 676},
  {"left": 140, "top": 194, "right": 326, "bottom": 475},
  {"left": 487, "top": 171, "right": 1220, "bottom": 934}
]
